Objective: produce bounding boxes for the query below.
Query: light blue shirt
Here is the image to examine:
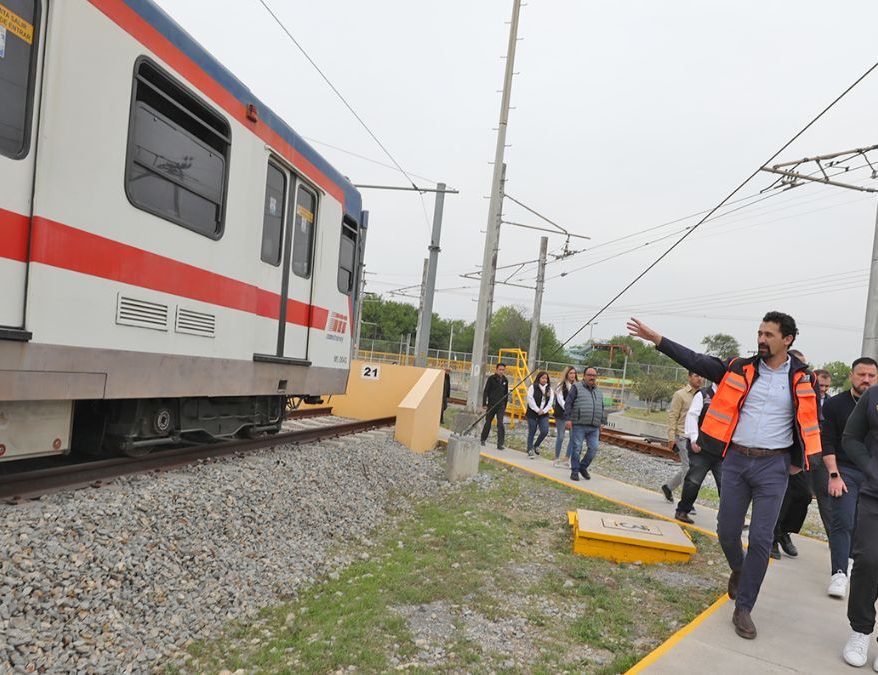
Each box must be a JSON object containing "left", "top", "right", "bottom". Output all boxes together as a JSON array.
[{"left": 731, "top": 357, "right": 794, "bottom": 449}]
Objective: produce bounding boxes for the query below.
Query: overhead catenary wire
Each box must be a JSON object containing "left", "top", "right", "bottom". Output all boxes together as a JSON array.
[
  {"left": 255, "top": 0, "right": 423, "bottom": 193},
  {"left": 302, "top": 136, "right": 442, "bottom": 186},
  {"left": 463, "top": 60, "right": 878, "bottom": 436}
]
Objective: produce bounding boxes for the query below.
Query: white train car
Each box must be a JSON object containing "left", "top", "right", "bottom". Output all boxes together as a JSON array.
[{"left": 0, "top": 0, "right": 365, "bottom": 459}]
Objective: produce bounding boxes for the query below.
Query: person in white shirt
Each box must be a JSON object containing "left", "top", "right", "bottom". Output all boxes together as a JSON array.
[
  {"left": 674, "top": 383, "right": 721, "bottom": 522},
  {"left": 553, "top": 366, "right": 578, "bottom": 468},
  {"left": 526, "top": 371, "right": 554, "bottom": 459}
]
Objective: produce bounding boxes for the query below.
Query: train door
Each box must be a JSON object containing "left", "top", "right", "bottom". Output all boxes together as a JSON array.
[
  {"left": 261, "top": 161, "right": 316, "bottom": 362},
  {"left": 0, "top": 0, "right": 42, "bottom": 331},
  {"left": 280, "top": 183, "right": 317, "bottom": 361}
]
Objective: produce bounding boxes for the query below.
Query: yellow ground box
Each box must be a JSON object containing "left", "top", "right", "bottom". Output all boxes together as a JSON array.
[{"left": 567, "top": 509, "right": 696, "bottom": 564}]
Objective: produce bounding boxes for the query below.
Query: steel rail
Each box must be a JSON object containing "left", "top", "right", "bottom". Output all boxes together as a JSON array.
[
  {"left": 287, "top": 406, "right": 333, "bottom": 419},
  {"left": 0, "top": 416, "right": 396, "bottom": 502}
]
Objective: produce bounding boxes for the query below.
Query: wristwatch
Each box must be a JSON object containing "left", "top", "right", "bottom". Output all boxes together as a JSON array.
[{"left": 830, "top": 472, "right": 839, "bottom": 479}]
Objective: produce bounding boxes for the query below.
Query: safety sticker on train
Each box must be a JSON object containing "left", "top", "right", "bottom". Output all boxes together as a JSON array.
[{"left": 0, "top": 4, "right": 33, "bottom": 45}]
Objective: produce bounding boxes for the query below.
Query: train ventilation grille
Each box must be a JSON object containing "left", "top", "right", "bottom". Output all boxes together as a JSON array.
[
  {"left": 116, "top": 294, "right": 169, "bottom": 331},
  {"left": 175, "top": 307, "right": 216, "bottom": 338}
]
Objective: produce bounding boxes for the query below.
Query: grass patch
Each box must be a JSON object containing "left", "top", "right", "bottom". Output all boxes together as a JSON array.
[
  {"left": 620, "top": 408, "right": 669, "bottom": 423},
  {"left": 185, "top": 461, "right": 727, "bottom": 674}
]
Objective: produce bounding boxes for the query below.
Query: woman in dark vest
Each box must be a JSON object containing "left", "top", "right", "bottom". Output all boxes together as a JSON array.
[
  {"left": 553, "top": 366, "right": 578, "bottom": 467},
  {"left": 526, "top": 371, "right": 554, "bottom": 459}
]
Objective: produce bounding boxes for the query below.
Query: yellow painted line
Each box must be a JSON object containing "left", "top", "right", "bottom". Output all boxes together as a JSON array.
[
  {"left": 624, "top": 592, "right": 730, "bottom": 674},
  {"left": 480, "top": 453, "right": 718, "bottom": 540}
]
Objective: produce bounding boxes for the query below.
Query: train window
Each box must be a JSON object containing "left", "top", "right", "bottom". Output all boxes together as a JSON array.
[
  {"left": 337, "top": 219, "right": 357, "bottom": 295},
  {"left": 291, "top": 186, "right": 316, "bottom": 278},
  {"left": 125, "top": 59, "right": 231, "bottom": 239},
  {"left": 261, "top": 163, "right": 285, "bottom": 265},
  {"left": 0, "top": 0, "right": 39, "bottom": 159}
]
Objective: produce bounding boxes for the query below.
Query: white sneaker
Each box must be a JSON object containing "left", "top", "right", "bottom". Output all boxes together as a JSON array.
[
  {"left": 829, "top": 572, "right": 848, "bottom": 599},
  {"left": 843, "top": 631, "right": 870, "bottom": 667}
]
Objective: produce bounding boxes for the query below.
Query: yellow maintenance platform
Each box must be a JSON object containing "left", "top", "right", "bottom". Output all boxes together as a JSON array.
[{"left": 567, "top": 509, "right": 696, "bottom": 564}]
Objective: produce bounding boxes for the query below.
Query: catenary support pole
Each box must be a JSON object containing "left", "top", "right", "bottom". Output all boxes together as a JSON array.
[
  {"left": 862, "top": 201, "right": 878, "bottom": 360},
  {"left": 527, "top": 236, "right": 548, "bottom": 373},
  {"left": 414, "top": 183, "right": 447, "bottom": 367},
  {"left": 467, "top": 0, "right": 523, "bottom": 412},
  {"left": 414, "top": 258, "right": 429, "bottom": 365}
]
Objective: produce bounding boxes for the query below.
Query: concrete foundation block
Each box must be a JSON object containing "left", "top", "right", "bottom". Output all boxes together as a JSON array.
[
  {"left": 446, "top": 434, "right": 481, "bottom": 481},
  {"left": 452, "top": 410, "right": 483, "bottom": 435}
]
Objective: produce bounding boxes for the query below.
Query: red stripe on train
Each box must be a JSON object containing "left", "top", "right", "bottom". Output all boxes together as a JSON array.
[
  {"left": 28, "top": 216, "right": 328, "bottom": 330},
  {"left": 0, "top": 208, "right": 30, "bottom": 263},
  {"left": 87, "top": 0, "right": 345, "bottom": 205}
]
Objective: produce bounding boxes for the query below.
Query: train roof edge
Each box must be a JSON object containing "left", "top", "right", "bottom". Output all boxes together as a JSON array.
[{"left": 125, "top": 0, "right": 363, "bottom": 221}]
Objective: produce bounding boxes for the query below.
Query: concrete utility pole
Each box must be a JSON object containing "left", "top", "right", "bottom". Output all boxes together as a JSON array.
[
  {"left": 527, "top": 236, "right": 548, "bottom": 373},
  {"left": 414, "top": 258, "right": 429, "bottom": 365},
  {"left": 414, "top": 183, "right": 447, "bottom": 367},
  {"left": 466, "top": 0, "right": 523, "bottom": 411},
  {"left": 863, "top": 201, "right": 878, "bottom": 360}
]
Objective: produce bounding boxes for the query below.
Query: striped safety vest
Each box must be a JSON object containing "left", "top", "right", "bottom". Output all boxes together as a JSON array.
[{"left": 700, "top": 357, "right": 822, "bottom": 467}]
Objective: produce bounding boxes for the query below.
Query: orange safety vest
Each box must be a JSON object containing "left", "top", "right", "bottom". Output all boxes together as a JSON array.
[{"left": 700, "top": 357, "right": 822, "bottom": 468}]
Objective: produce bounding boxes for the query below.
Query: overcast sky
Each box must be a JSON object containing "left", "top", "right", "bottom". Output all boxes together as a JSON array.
[{"left": 154, "top": 0, "right": 878, "bottom": 366}]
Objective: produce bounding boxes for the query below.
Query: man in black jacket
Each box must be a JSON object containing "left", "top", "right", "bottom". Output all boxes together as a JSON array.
[
  {"left": 481, "top": 363, "right": 509, "bottom": 449},
  {"left": 840, "top": 379, "right": 878, "bottom": 667},
  {"left": 822, "top": 357, "right": 877, "bottom": 600}
]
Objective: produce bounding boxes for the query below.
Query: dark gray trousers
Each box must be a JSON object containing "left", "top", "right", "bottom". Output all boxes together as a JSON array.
[
  {"left": 849, "top": 492, "right": 878, "bottom": 635},
  {"left": 716, "top": 449, "right": 790, "bottom": 612}
]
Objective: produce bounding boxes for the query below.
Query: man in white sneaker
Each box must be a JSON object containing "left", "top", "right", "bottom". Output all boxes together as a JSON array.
[
  {"left": 822, "top": 358, "right": 878, "bottom": 601},
  {"left": 840, "top": 369, "right": 878, "bottom": 668}
]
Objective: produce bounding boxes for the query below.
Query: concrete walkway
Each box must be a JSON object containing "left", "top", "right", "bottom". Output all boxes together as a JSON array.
[{"left": 456, "top": 439, "right": 855, "bottom": 674}]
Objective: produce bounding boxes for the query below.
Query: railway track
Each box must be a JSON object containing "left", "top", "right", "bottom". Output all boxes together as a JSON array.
[
  {"left": 599, "top": 428, "right": 677, "bottom": 460},
  {"left": 445, "top": 398, "right": 676, "bottom": 460},
  {"left": 0, "top": 415, "right": 395, "bottom": 503}
]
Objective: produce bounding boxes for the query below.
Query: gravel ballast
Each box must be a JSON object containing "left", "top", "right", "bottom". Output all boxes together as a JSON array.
[{"left": 0, "top": 430, "right": 443, "bottom": 673}]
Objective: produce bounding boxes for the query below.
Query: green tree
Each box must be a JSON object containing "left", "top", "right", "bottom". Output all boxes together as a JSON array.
[
  {"left": 361, "top": 296, "right": 417, "bottom": 342},
  {"left": 822, "top": 360, "right": 851, "bottom": 390},
  {"left": 537, "top": 323, "right": 566, "bottom": 362},
  {"left": 633, "top": 374, "right": 677, "bottom": 412},
  {"left": 488, "top": 306, "right": 531, "bottom": 354},
  {"left": 701, "top": 333, "right": 741, "bottom": 360}
]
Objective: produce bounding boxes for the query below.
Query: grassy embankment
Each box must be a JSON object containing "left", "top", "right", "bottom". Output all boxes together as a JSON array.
[{"left": 183, "top": 460, "right": 727, "bottom": 674}]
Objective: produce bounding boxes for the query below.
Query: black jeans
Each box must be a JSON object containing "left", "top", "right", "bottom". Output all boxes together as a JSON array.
[
  {"left": 480, "top": 404, "right": 506, "bottom": 448},
  {"left": 808, "top": 457, "right": 833, "bottom": 539},
  {"left": 849, "top": 492, "right": 878, "bottom": 634},
  {"left": 774, "top": 471, "right": 812, "bottom": 539},
  {"left": 676, "top": 449, "right": 722, "bottom": 514}
]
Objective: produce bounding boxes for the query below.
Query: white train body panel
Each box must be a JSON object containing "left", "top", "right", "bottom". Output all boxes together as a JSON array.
[{"left": 0, "top": 0, "right": 364, "bottom": 425}]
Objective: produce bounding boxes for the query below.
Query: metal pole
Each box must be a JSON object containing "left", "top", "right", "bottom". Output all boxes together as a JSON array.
[
  {"left": 448, "top": 324, "right": 454, "bottom": 362},
  {"left": 414, "top": 183, "right": 447, "bottom": 367},
  {"left": 467, "top": 0, "right": 523, "bottom": 411},
  {"left": 413, "top": 258, "right": 429, "bottom": 366},
  {"left": 863, "top": 201, "right": 878, "bottom": 360},
  {"left": 527, "top": 236, "right": 548, "bottom": 372},
  {"left": 353, "top": 265, "right": 366, "bottom": 353},
  {"left": 620, "top": 353, "right": 629, "bottom": 403}
]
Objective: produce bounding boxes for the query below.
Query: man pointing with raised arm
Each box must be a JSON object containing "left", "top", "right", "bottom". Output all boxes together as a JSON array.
[{"left": 627, "top": 313, "right": 822, "bottom": 641}]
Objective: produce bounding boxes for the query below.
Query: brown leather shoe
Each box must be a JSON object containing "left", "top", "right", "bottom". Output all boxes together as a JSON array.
[
  {"left": 732, "top": 607, "right": 757, "bottom": 639},
  {"left": 727, "top": 569, "right": 740, "bottom": 600}
]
